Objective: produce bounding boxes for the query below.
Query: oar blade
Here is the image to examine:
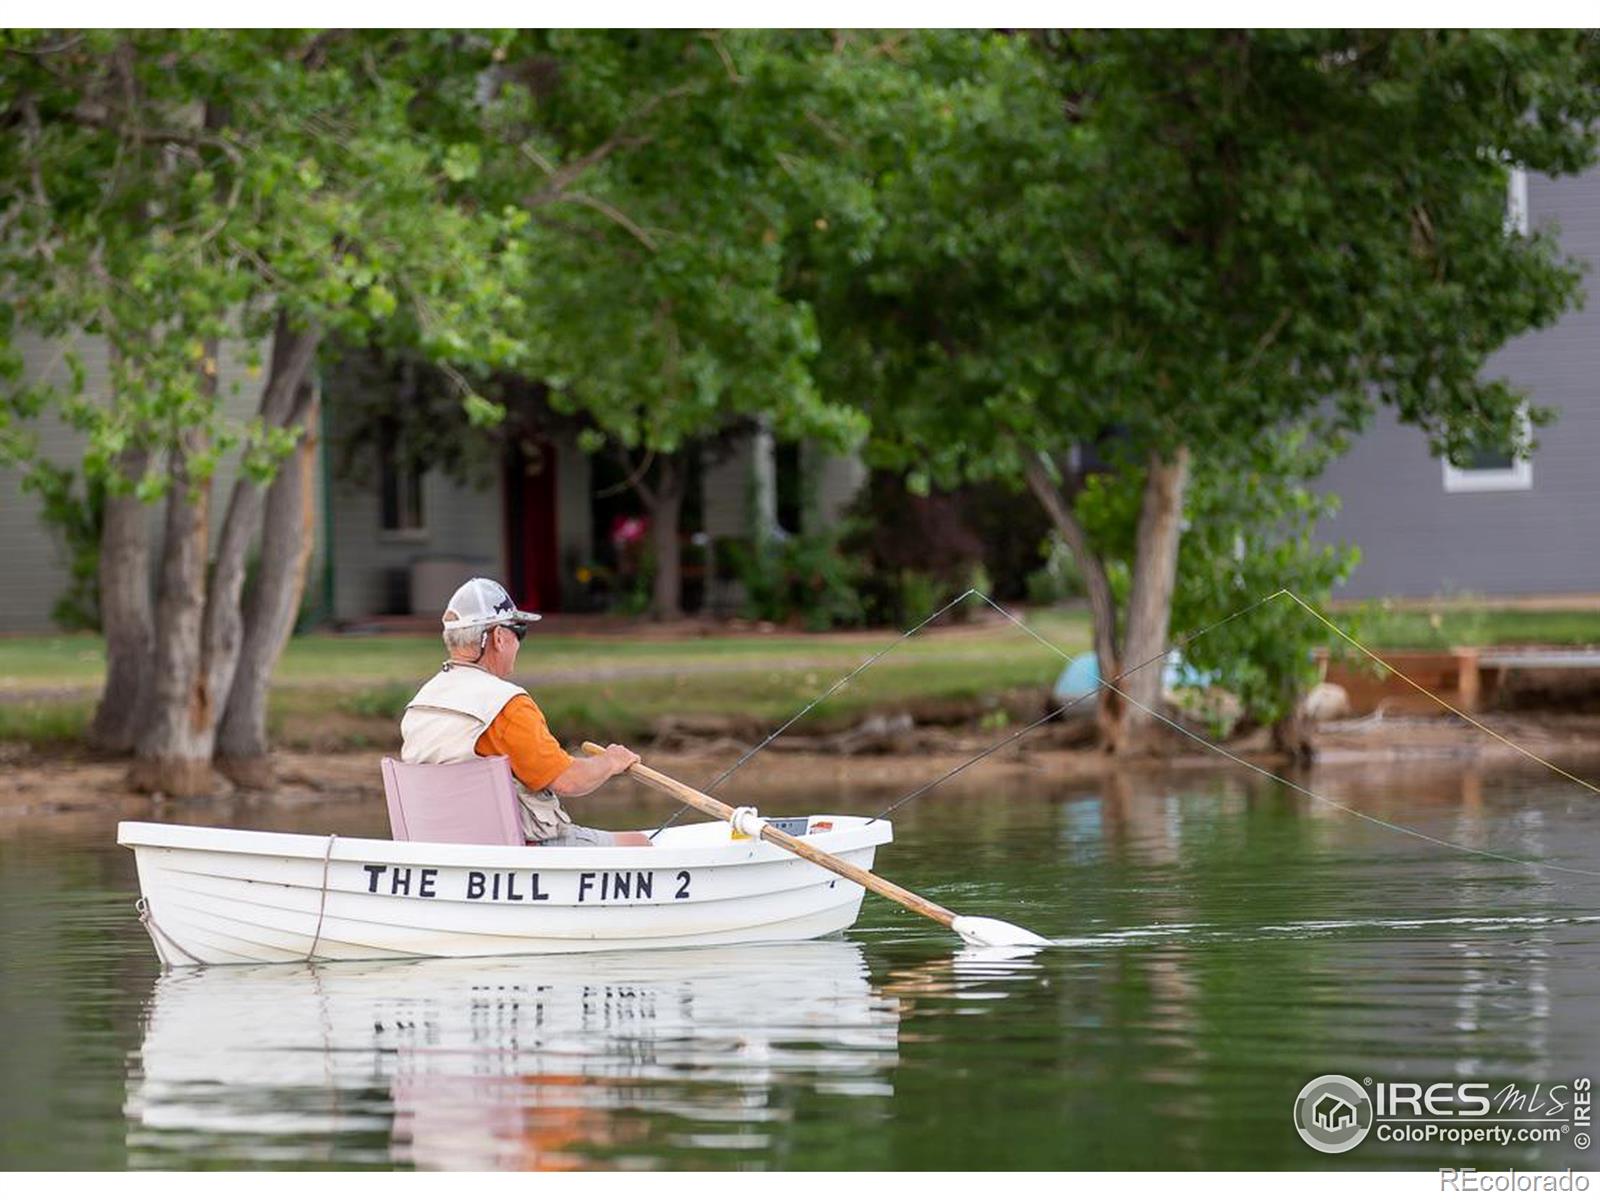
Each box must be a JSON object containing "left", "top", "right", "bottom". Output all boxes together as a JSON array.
[{"left": 951, "top": 915, "right": 1053, "bottom": 948}]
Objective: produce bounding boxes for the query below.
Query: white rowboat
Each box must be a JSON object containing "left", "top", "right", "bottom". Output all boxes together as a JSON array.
[{"left": 118, "top": 815, "right": 893, "bottom": 966}]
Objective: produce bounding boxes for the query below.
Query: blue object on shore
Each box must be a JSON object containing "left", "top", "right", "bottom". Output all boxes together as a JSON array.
[
  {"left": 1052, "top": 651, "right": 1216, "bottom": 703},
  {"left": 1053, "top": 653, "right": 1103, "bottom": 701}
]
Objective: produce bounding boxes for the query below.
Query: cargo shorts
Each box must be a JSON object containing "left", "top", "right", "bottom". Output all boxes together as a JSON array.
[{"left": 529, "top": 824, "right": 623, "bottom": 848}]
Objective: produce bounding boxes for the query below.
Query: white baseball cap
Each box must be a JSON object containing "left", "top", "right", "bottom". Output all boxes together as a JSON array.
[{"left": 441, "top": 577, "right": 542, "bottom": 631}]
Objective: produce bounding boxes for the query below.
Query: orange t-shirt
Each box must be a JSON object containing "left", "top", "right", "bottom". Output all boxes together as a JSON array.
[{"left": 474, "top": 695, "right": 574, "bottom": 792}]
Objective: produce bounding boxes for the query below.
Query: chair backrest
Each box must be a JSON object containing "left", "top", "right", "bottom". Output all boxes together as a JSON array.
[{"left": 380, "top": 756, "right": 524, "bottom": 846}]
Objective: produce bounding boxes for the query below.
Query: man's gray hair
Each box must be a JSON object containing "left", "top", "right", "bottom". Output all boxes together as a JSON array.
[{"left": 442, "top": 615, "right": 485, "bottom": 656}]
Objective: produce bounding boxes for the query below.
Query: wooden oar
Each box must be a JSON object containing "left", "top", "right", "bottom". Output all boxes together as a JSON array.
[{"left": 584, "top": 743, "right": 1049, "bottom": 949}]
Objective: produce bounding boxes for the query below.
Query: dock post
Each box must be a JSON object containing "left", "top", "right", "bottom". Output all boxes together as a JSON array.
[{"left": 1454, "top": 647, "right": 1481, "bottom": 713}]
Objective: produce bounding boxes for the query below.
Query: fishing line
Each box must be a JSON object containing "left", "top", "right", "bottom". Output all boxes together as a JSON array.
[
  {"left": 647, "top": 588, "right": 987, "bottom": 838},
  {"left": 667, "top": 581, "right": 1600, "bottom": 882},
  {"left": 878, "top": 588, "right": 1600, "bottom": 883},
  {"left": 1102, "top": 671, "right": 1600, "bottom": 881},
  {"left": 866, "top": 589, "right": 1288, "bottom": 823},
  {"left": 1280, "top": 591, "right": 1600, "bottom": 797}
]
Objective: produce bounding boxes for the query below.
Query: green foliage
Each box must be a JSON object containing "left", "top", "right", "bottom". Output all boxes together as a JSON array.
[
  {"left": 1025, "top": 535, "right": 1087, "bottom": 607},
  {"left": 885, "top": 570, "right": 945, "bottom": 629},
  {"left": 5, "top": 29, "right": 1599, "bottom": 706},
  {"left": 840, "top": 468, "right": 1033, "bottom": 621},
  {"left": 1, "top": 31, "right": 533, "bottom": 499},
  {"left": 614, "top": 546, "right": 657, "bottom": 618},
  {"left": 800, "top": 29, "right": 1600, "bottom": 700},
  {"left": 729, "top": 530, "right": 867, "bottom": 631},
  {"left": 20, "top": 463, "right": 104, "bottom": 631},
  {"left": 488, "top": 32, "right": 875, "bottom": 464},
  {"left": 1076, "top": 430, "right": 1361, "bottom": 724},
  {"left": 825, "top": 31, "right": 1600, "bottom": 488}
]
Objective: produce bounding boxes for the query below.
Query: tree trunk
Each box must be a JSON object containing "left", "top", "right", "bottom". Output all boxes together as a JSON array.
[
  {"left": 130, "top": 408, "right": 217, "bottom": 796},
  {"left": 1271, "top": 706, "right": 1315, "bottom": 766},
  {"left": 1023, "top": 454, "right": 1122, "bottom": 747},
  {"left": 200, "top": 315, "right": 320, "bottom": 739},
  {"left": 647, "top": 454, "right": 685, "bottom": 621},
  {"left": 90, "top": 444, "right": 155, "bottom": 753},
  {"left": 217, "top": 382, "right": 320, "bottom": 787},
  {"left": 1117, "top": 446, "right": 1192, "bottom": 755},
  {"left": 125, "top": 316, "right": 320, "bottom": 794}
]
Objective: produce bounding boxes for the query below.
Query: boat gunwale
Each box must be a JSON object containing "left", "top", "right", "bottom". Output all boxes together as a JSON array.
[{"left": 116, "top": 816, "right": 892, "bottom": 871}]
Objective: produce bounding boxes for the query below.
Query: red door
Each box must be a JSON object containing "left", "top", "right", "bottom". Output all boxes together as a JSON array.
[{"left": 504, "top": 438, "right": 561, "bottom": 613}]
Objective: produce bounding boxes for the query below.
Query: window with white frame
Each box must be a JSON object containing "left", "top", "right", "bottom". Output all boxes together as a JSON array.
[{"left": 1442, "top": 402, "right": 1533, "bottom": 493}]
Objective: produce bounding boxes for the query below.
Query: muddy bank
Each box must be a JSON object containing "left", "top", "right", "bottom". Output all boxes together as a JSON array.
[{"left": 4, "top": 711, "right": 1600, "bottom": 838}]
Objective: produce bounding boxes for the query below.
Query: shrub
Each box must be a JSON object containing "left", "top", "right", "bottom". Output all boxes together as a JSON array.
[
  {"left": 729, "top": 529, "right": 867, "bottom": 631},
  {"left": 1025, "top": 533, "right": 1088, "bottom": 606},
  {"left": 23, "top": 463, "right": 104, "bottom": 632}
]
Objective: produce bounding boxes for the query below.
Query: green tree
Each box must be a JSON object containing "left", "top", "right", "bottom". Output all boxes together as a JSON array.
[
  {"left": 810, "top": 30, "right": 1600, "bottom": 751},
  {"left": 498, "top": 31, "right": 871, "bottom": 618},
  {"left": 1076, "top": 427, "right": 1360, "bottom": 757},
  {"left": 0, "top": 30, "right": 532, "bottom": 791},
  {"left": 314, "top": 33, "right": 881, "bottom": 621}
]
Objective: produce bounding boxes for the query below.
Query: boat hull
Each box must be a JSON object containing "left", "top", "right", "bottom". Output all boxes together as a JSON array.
[{"left": 117, "top": 816, "right": 892, "bottom": 966}]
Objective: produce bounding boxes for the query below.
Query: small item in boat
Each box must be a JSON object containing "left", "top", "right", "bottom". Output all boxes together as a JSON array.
[{"left": 732, "top": 816, "right": 810, "bottom": 840}]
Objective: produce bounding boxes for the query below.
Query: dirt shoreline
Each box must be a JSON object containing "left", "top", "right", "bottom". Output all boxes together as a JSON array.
[{"left": 5, "top": 712, "right": 1600, "bottom": 837}]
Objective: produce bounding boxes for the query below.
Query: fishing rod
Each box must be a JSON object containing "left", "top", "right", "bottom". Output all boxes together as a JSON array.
[
  {"left": 929, "top": 590, "right": 1600, "bottom": 883},
  {"left": 660, "top": 586, "right": 1600, "bottom": 886}
]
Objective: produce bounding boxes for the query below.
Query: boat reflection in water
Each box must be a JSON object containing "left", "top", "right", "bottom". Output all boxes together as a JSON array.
[{"left": 126, "top": 940, "right": 900, "bottom": 1169}]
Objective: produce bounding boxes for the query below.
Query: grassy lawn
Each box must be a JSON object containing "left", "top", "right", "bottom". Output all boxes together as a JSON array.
[
  {"left": 309, "top": 651, "right": 1076, "bottom": 749},
  {"left": 5, "top": 602, "right": 1594, "bottom": 749},
  {"left": 0, "top": 610, "right": 1092, "bottom": 687},
  {"left": 1340, "top": 606, "right": 1600, "bottom": 650},
  {"left": 0, "top": 609, "right": 1093, "bottom": 748}
]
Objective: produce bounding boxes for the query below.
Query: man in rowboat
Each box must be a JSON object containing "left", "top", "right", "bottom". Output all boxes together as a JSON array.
[{"left": 400, "top": 577, "right": 652, "bottom": 847}]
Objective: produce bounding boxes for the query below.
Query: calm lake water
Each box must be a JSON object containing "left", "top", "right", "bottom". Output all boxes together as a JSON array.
[{"left": 2, "top": 760, "right": 1599, "bottom": 1170}]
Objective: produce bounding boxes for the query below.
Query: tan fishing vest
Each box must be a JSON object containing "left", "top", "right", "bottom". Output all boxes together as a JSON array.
[{"left": 400, "top": 663, "right": 573, "bottom": 842}]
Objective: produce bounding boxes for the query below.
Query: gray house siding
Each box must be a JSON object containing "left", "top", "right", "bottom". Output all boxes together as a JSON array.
[
  {"left": 0, "top": 331, "right": 297, "bottom": 633},
  {"left": 1317, "top": 167, "right": 1600, "bottom": 599},
  {"left": 326, "top": 464, "right": 506, "bottom": 621},
  {"left": 324, "top": 435, "right": 592, "bottom": 622}
]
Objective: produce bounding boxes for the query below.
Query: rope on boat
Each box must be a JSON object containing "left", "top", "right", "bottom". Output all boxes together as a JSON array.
[
  {"left": 305, "top": 833, "right": 338, "bottom": 962},
  {"left": 136, "top": 832, "right": 340, "bottom": 967},
  {"left": 136, "top": 896, "right": 199, "bottom": 968}
]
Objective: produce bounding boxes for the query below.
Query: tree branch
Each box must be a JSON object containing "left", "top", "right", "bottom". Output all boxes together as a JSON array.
[
  {"left": 595, "top": 446, "right": 656, "bottom": 499},
  {"left": 559, "top": 191, "right": 659, "bottom": 251},
  {"left": 1023, "top": 452, "right": 1120, "bottom": 671},
  {"left": 615, "top": 445, "right": 658, "bottom": 509}
]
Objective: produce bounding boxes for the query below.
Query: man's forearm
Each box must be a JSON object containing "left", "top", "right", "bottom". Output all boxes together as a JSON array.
[{"left": 548, "top": 755, "right": 615, "bottom": 798}]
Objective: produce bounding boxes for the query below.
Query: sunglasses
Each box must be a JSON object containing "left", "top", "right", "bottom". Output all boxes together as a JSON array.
[{"left": 508, "top": 623, "right": 529, "bottom": 643}]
